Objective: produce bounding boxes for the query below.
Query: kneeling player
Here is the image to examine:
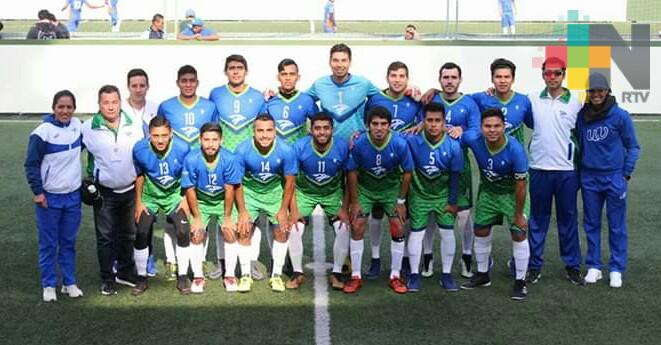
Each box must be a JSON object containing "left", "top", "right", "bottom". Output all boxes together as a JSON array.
[
  {"left": 235, "top": 114, "right": 297, "bottom": 292},
  {"left": 459, "top": 108, "right": 530, "bottom": 300},
  {"left": 132, "top": 116, "right": 191, "bottom": 295},
  {"left": 405, "top": 103, "right": 464, "bottom": 292},
  {"left": 346, "top": 106, "right": 414, "bottom": 294},
  {"left": 289, "top": 112, "right": 351, "bottom": 290},
  {"left": 182, "top": 123, "right": 242, "bottom": 294}
]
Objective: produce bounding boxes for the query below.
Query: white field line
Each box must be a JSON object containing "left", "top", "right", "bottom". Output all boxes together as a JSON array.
[{"left": 312, "top": 206, "right": 331, "bottom": 345}]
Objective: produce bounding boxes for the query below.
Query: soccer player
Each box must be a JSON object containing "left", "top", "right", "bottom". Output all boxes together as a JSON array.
[
  {"left": 61, "top": 0, "right": 105, "bottom": 33},
  {"left": 181, "top": 123, "right": 243, "bottom": 293},
  {"left": 363, "top": 61, "right": 422, "bottom": 279},
  {"left": 576, "top": 72, "right": 640, "bottom": 288},
  {"left": 323, "top": 0, "right": 336, "bottom": 33},
  {"left": 210, "top": 54, "right": 266, "bottom": 281},
  {"left": 307, "top": 43, "right": 380, "bottom": 140},
  {"left": 345, "top": 106, "right": 414, "bottom": 294},
  {"left": 234, "top": 114, "right": 298, "bottom": 292},
  {"left": 264, "top": 58, "right": 319, "bottom": 144},
  {"left": 405, "top": 102, "right": 464, "bottom": 292},
  {"left": 290, "top": 112, "right": 351, "bottom": 290},
  {"left": 131, "top": 116, "right": 190, "bottom": 295},
  {"left": 105, "top": 0, "right": 120, "bottom": 32},
  {"left": 498, "top": 0, "right": 516, "bottom": 34},
  {"left": 460, "top": 108, "right": 530, "bottom": 301}
]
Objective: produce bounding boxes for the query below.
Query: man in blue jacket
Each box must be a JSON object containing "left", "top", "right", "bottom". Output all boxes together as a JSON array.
[{"left": 576, "top": 72, "right": 640, "bottom": 288}]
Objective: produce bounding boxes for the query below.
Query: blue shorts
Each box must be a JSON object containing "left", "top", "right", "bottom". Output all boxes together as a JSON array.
[{"left": 501, "top": 13, "right": 515, "bottom": 28}]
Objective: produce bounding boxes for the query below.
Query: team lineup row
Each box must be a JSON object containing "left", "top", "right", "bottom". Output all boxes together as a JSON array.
[{"left": 25, "top": 43, "right": 640, "bottom": 303}]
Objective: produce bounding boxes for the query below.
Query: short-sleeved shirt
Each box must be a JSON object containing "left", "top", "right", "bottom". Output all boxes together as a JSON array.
[
  {"left": 366, "top": 91, "right": 422, "bottom": 132},
  {"left": 235, "top": 138, "right": 298, "bottom": 196},
  {"left": 181, "top": 148, "right": 243, "bottom": 207},
  {"left": 264, "top": 91, "right": 319, "bottom": 144},
  {"left": 293, "top": 135, "right": 348, "bottom": 198},
  {"left": 157, "top": 96, "right": 218, "bottom": 148},
  {"left": 471, "top": 91, "right": 532, "bottom": 144},
  {"left": 431, "top": 93, "right": 481, "bottom": 134},
  {"left": 209, "top": 85, "right": 265, "bottom": 152},
  {"left": 406, "top": 132, "right": 464, "bottom": 200},
  {"left": 463, "top": 133, "right": 528, "bottom": 194},
  {"left": 133, "top": 138, "right": 190, "bottom": 199}
]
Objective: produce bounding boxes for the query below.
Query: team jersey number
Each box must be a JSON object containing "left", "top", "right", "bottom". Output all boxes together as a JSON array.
[
  {"left": 282, "top": 106, "right": 290, "bottom": 119},
  {"left": 208, "top": 173, "right": 217, "bottom": 185},
  {"left": 318, "top": 160, "right": 326, "bottom": 173},
  {"left": 375, "top": 154, "right": 382, "bottom": 166},
  {"left": 428, "top": 152, "right": 436, "bottom": 165},
  {"left": 392, "top": 104, "right": 399, "bottom": 118},
  {"left": 233, "top": 100, "right": 241, "bottom": 114},
  {"left": 159, "top": 162, "right": 169, "bottom": 176},
  {"left": 184, "top": 112, "right": 195, "bottom": 126},
  {"left": 487, "top": 158, "right": 494, "bottom": 170},
  {"left": 261, "top": 161, "right": 271, "bottom": 172}
]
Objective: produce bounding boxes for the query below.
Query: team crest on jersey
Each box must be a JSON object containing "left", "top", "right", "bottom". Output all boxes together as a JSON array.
[
  {"left": 157, "top": 175, "right": 175, "bottom": 187},
  {"left": 333, "top": 103, "right": 349, "bottom": 115},
  {"left": 422, "top": 165, "right": 440, "bottom": 177},
  {"left": 391, "top": 119, "right": 406, "bottom": 130},
  {"left": 481, "top": 168, "right": 504, "bottom": 182},
  {"left": 256, "top": 172, "right": 276, "bottom": 182},
  {"left": 312, "top": 173, "right": 332, "bottom": 183},
  {"left": 181, "top": 126, "right": 198, "bottom": 138},
  {"left": 368, "top": 166, "right": 387, "bottom": 177},
  {"left": 205, "top": 184, "right": 224, "bottom": 194},
  {"left": 277, "top": 119, "right": 296, "bottom": 131},
  {"left": 230, "top": 114, "right": 246, "bottom": 125}
]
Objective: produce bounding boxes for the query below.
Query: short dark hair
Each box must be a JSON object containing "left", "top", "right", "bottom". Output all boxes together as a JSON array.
[
  {"left": 97, "top": 85, "right": 120, "bottom": 102},
  {"left": 127, "top": 68, "right": 149, "bottom": 86},
  {"left": 52, "top": 90, "right": 76, "bottom": 110},
  {"left": 542, "top": 57, "right": 567, "bottom": 72},
  {"left": 38, "top": 9, "right": 50, "bottom": 20},
  {"left": 277, "top": 58, "right": 298, "bottom": 73},
  {"left": 439, "top": 62, "right": 462, "bottom": 78},
  {"left": 254, "top": 113, "right": 275, "bottom": 125},
  {"left": 152, "top": 13, "right": 164, "bottom": 23},
  {"left": 422, "top": 102, "right": 445, "bottom": 118},
  {"left": 200, "top": 122, "right": 222, "bottom": 137},
  {"left": 490, "top": 58, "right": 516, "bottom": 78},
  {"left": 310, "top": 112, "right": 334, "bottom": 128},
  {"left": 405, "top": 24, "right": 417, "bottom": 30},
  {"left": 366, "top": 106, "right": 392, "bottom": 125},
  {"left": 387, "top": 61, "right": 409, "bottom": 77},
  {"left": 148, "top": 116, "right": 171, "bottom": 131},
  {"left": 177, "top": 65, "right": 197, "bottom": 80},
  {"left": 329, "top": 43, "right": 352, "bottom": 60},
  {"left": 481, "top": 108, "right": 505, "bottom": 123},
  {"left": 225, "top": 54, "right": 248, "bottom": 72}
]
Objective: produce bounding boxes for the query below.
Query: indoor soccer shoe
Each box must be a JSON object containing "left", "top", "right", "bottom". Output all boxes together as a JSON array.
[
  {"left": 421, "top": 255, "right": 434, "bottom": 278},
  {"left": 43, "top": 287, "right": 57, "bottom": 302},
  {"left": 511, "top": 279, "right": 528, "bottom": 300},
  {"left": 191, "top": 278, "right": 205, "bottom": 294},
  {"left": 286, "top": 272, "right": 306, "bottom": 289},
  {"left": 224, "top": 277, "right": 239, "bottom": 292},
  {"left": 461, "top": 254, "right": 473, "bottom": 278},
  {"left": 460, "top": 272, "right": 491, "bottom": 290},
  {"left": 146, "top": 255, "right": 157, "bottom": 277},
  {"left": 343, "top": 276, "right": 363, "bottom": 294},
  {"left": 407, "top": 273, "right": 421, "bottom": 292},
  {"left": 585, "top": 268, "right": 603, "bottom": 284},
  {"left": 176, "top": 275, "right": 191, "bottom": 295},
  {"left": 610, "top": 272, "right": 623, "bottom": 288},
  {"left": 365, "top": 258, "right": 381, "bottom": 279},
  {"left": 61, "top": 284, "right": 84, "bottom": 298},
  {"left": 526, "top": 269, "right": 541, "bottom": 284},
  {"left": 440, "top": 273, "right": 460, "bottom": 292},
  {"left": 101, "top": 281, "right": 118, "bottom": 296},
  {"left": 566, "top": 268, "right": 586, "bottom": 286},
  {"left": 389, "top": 277, "right": 408, "bottom": 294},
  {"left": 238, "top": 275, "right": 254, "bottom": 293},
  {"left": 269, "top": 275, "right": 286, "bottom": 292},
  {"left": 329, "top": 273, "right": 345, "bottom": 291},
  {"left": 131, "top": 276, "right": 149, "bottom": 296},
  {"left": 251, "top": 261, "right": 265, "bottom": 281}
]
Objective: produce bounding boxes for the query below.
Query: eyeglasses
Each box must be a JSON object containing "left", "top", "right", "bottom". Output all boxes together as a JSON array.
[{"left": 543, "top": 70, "right": 563, "bottom": 77}]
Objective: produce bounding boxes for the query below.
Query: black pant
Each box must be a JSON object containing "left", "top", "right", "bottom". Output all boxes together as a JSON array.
[{"left": 93, "top": 186, "right": 136, "bottom": 282}]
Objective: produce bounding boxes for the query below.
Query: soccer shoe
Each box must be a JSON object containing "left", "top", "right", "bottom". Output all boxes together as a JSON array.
[
  {"left": 440, "top": 273, "right": 460, "bottom": 292},
  {"left": 286, "top": 272, "right": 306, "bottom": 289},
  {"left": 421, "top": 255, "right": 434, "bottom": 278},
  {"left": 407, "top": 273, "right": 422, "bottom": 292},
  {"left": 115, "top": 273, "right": 137, "bottom": 288},
  {"left": 61, "top": 284, "right": 84, "bottom": 298},
  {"left": 460, "top": 272, "right": 491, "bottom": 290},
  {"left": 526, "top": 269, "right": 542, "bottom": 284},
  {"left": 251, "top": 261, "right": 265, "bottom": 281},
  {"left": 511, "top": 279, "right": 528, "bottom": 300},
  {"left": 329, "top": 273, "right": 345, "bottom": 291},
  {"left": 147, "top": 255, "right": 157, "bottom": 277},
  {"left": 401, "top": 257, "right": 411, "bottom": 282},
  {"left": 238, "top": 275, "right": 254, "bottom": 293},
  {"left": 343, "top": 276, "right": 363, "bottom": 294},
  {"left": 365, "top": 258, "right": 381, "bottom": 279},
  {"left": 224, "top": 277, "right": 239, "bottom": 292},
  {"left": 43, "top": 287, "right": 57, "bottom": 302},
  {"left": 389, "top": 277, "right": 408, "bottom": 294},
  {"left": 461, "top": 254, "right": 474, "bottom": 279},
  {"left": 208, "top": 259, "right": 225, "bottom": 280},
  {"left": 269, "top": 275, "right": 286, "bottom": 292},
  {"left": 131, "top": 276, "right": 149, "bottom": 296},
  {"left": 191, "top": 277, "right": 205, "bottom": 294},
  {"left": 610, "top": 272, "right": 623, "bottom": 288},
  {"left": 566, "top": 268, "right": 586, "bottom": 286},
  {"left": 101, "top": 281, "right": 117, "bottom": 296},
  {"left": 165, "top": 262, "right": 178, "bottom": 281},
  {"left": 176, "top": 275, "right": 191, "bottom": 295},
  {"left": 585, "top": 268, "right": 603, "bottom": 284}
]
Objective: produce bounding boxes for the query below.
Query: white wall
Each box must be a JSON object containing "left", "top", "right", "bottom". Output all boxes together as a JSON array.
[
  {"left": 1, "top": 42, "right": 657, "bottom": 114},
  {"left": 0, "top": 0, "right": 628, "bottom": 22}
]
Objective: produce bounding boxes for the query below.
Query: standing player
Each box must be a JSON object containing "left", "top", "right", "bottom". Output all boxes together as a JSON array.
[
  {"left": 307, "top": 43, "right": 380, "bottom": 140},
  {"left": 105, "top": 0, "right": 120, "bottom": 32},
  {"left": 345, "top": 107, "right": 414, "bottom": 294},
  {"left": 323, "top": 0, "right": 336, "bottom": 33},
  {"left": 131, "top": 116, "right": 190, "bottom": 295},
  {"left": 235, "top": 114, "right": 298, "bottom": 292},
  {"left": 363, "top": 61, "right": 422, "bottom": 279},
  {"left": 405, "top": 103, "right": 464, "bottom": 292},
  {"left": 61, "top": 0, "right": 105, "bottom": 33},
  {"left": 460, "top": 108, "right": 530, "bottom": 300},
  {"left": 181, "top": 123, "right": 243, "bottom": 293},
  {"left": 498, "top": 0, "right": 516, "bottom": 34},
  {"left": 289, "top": 112, "right": 351, "bottom": 290}
]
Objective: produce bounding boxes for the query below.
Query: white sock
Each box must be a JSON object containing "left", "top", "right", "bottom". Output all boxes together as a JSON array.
[
  {"left": 513, "top": 240, "right": 530, "bottom": 280},
  {"left": 271, "top": 240, "right": 288, "bottom": 276},
  {"left": 350, "top": 238, "right": 364, "bottom": 278},
  {"left": 251, "top": 226, "right": 262, "bottom": 261},
  {"left": 224, "top": 241, "right": 239, "bottom": 278},
  {"left": 288, "top": 222, "right": 305, "bottom": 273},
  {"left": 332, "top": 221, "right": 350, "bottom": 274},
  {"left": 216, "top": 228, "right": 225, "bottom": 261},
  {"left": 190, "top": 243, "right": 205, "bottom": 278},
  {"left": 134, "top": 247, "right": 149, "bottom": 277},
  {"left": 407, "top": 231, "right": 425, "bottom": 275},
  {"left": 176, "top": 245, "right": 190, "bottom": 276},
  {"left": 422, "top": 224, "right": 435, "bottom": 255},
  {"left": 390, "top": 240, "right": 405, "bottom": 279},
  {"left": 238, "top": 244, "right": 252, "bottom": 276},
  {"left": 456, "top": 210, "right": 473, "bottom": 255},
  {"left": 163, "top": 224, "right": 177, "bottom": 264},
  {"left": 474, "top": 235, "right": 492, "bottom": 273},
  {"left": 369, "top": 216, "right": 383, "bottom": 259},
  {"left": 439, "top": 229, "right": 456, "bottom": 274}
]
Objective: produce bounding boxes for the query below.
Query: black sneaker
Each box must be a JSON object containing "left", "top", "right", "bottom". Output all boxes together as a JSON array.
[
  {"left": 115, "top": 273, "right": 137, "bottom": 287},
  {"left": 526, "top": 269, "right": 542, "bottom": 284},
  {"left": 131, "top": 276, "right": 149, "bottom": 295},
  {"left": 101, "top": 281, "right": 117, "bottom": 296},
  {"left": 177, "top": 275, "right": 191, "bottom": 295},
  {"left": 511, "top": 279, "right": 528, "bottom": 300},
  {"left": 460, "top": 272, "right": 491, "bottom": 290},
  {"left": 566, "top": 268, "right": 586, "bottom": 286}
]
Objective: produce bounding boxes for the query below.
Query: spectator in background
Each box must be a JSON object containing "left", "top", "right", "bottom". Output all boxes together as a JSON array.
[
  {"left": 47, "top": 12, "right": 71, "bottom": 39},
  {"left": 27, "top": 10, "right": 69, "bottom": 40},
  {"left": 323, "top": 0, "right": 336, "bottom": 33},
  {"left": 105, "top": 0, "right": 120, "bottom": 32},
  {"left": 404, "top": 24, "right": 420, "bottom": 40},
  {"left": 180, "top": 9, "right": 196, "bottom": 33},
  {"left": 177, "top": 19, "right": 219, "bottom": 41},
  {"left": 147, "top": 13, "right": 165, "bottom": 39},
  {"left": 498, "top": 0, "right": 516, "bottom": 34},
  {"left": 61, "top": 0, "right": 105, "bottom": 33}
]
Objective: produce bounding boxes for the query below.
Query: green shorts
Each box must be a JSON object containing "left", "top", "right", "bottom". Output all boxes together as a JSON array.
[
  {"left": 473, "top": 190, "right": 529, "bottom": 230},
  {"left": 244, "top": 187, "right": 282, "bottom": 225},
  {"left": 408, "top": 194, "right": 455, "bottom": 231},
  {"left": 195, "top": 201, "right": 238, "bottom": 229},
  {"left": 143, "top": 192, "right": 182, "bottom": 216},
  {"left": 357, "top": 186, "right": 398, "bottom": 218},
  {"left": 296, "top": 190, "right": 343, "bottom": 219}
]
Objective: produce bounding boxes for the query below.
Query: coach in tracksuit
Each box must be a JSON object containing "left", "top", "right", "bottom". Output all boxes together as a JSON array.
[
  {"left": 25, "top": 90, "right": 84, "bottom": 302},
  {"left": 576, "top": 72, "right": 640, "bottom": 288}
]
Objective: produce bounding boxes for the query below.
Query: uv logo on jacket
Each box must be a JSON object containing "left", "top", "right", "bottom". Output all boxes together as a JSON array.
[{"left": 586, "top": 126, "right": 609, "bottom": 142}]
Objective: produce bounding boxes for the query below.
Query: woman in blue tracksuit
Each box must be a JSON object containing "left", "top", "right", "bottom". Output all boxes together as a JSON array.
[
  {"left": 576, "top": 73, "right": 640, "bottom": 288},
  {"left": 24, "top": 90, "right": 84, "bottom": 302}
]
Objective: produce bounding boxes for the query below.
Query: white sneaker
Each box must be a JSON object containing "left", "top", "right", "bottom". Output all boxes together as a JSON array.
[
  {"left": 61, "top": 284, "right": 84, "bottom": 298},
  {"left": 609, "top": 272, "right": 622, "bottom": 288},
  {"left": 585, "top": 268, "right": 603, "bottom": 284},
  {"left": 224, "top": 277, "right": 239, "bottom": 292},
  {"left": 43, "top": 287, "right": 57, "bottom": 302},
  {"left": 191, "top": 278, "right": 205, "bottom": 293}
]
